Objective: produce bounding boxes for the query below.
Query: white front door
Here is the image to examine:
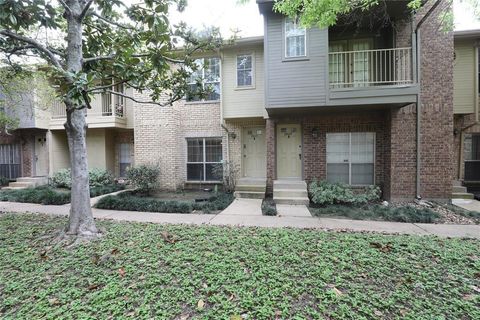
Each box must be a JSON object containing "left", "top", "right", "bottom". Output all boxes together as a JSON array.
[
  {"left": 35, "top": 135, "right": 48, "bottom": 176},
  {"left": 243, "top": 127, "right": 266, "bottom": 177},
  {"left": 277, "top": 124, "right": 302, "bottom": 179}
]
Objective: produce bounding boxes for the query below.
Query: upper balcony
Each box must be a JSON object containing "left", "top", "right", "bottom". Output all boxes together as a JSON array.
[
  {"left": 49, "top": 90, "right": 130, "bottom": 130},
  {"left": 327, "top": 45, "right": 418, "bottom": 106}
]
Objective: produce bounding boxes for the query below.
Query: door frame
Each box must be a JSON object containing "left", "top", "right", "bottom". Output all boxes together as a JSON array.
[
  {"left": 275, "top": 122, "right": 303, "bottom": 180},
  {"left": 242, "top": 125, "right": 267, "bottom": 178}
]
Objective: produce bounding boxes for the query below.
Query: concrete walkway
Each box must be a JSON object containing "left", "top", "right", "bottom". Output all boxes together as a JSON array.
[
  {"left": 0, "top": 201, "right": 479, "bottom": 238},
  {"left": 452, "top": 199, "right": 480, "bottom": 212}
]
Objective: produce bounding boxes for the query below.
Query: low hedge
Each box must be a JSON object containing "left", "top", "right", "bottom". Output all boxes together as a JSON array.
[
  {"left": 95, "top": 192, "right": 234, "bottom": 214},
  {"left": 0, "top": 184, "right": 125, "bottom": 205},
  {"left": 310, "top": 204, "right": 441, "bottom": 223},
  {"left": 0, "top": 187, "right": 70, "bottom": 205}
]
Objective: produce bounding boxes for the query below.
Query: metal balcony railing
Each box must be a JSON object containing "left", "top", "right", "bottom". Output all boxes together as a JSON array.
[
  {"left": 51, "top": 93, "right": 125, "bottom": 118},
  {"left": 329, "top": 47, "right": 413, "bottom": 89}
]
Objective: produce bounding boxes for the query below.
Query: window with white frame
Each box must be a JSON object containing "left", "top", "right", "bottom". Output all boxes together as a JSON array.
[
  {"left": 236, "top": 54, "right": 253, "bottom": 87},
  {"left": 326, "top": 132, "right": 375, "bottom": 185},
  {"left": 285, "top": 17, "right": 306, "bottom": 58},
  {"left": 187, "top": 138, "right": 223, "bottom": 181},
  {"left": 118, "top": 143, "right": 132, "bottom": 177},
  {"left": 187, "top": 58, "right": 221, "bottom": 102}
]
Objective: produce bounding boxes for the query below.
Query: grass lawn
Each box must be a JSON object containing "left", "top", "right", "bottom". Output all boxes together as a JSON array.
[{"left": 1, "top": 214, "right": 479, "bottom": 319}]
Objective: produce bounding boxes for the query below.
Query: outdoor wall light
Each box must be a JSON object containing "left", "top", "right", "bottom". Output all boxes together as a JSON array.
[
  {"left": 229, "top": 132, "right": 237, "bottom": 139},
  {"left": 311, "top": 127, "right": 319, "bottom": 138}
]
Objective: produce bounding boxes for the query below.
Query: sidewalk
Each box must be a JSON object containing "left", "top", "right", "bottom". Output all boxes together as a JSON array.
[{"left": 0, "top": 201, "right": 479, "bottom": 238}]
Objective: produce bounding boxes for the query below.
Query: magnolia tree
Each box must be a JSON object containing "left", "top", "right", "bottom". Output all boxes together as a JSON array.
[{"left": 0, "top": 0, "right": 220, "bottom": 239}]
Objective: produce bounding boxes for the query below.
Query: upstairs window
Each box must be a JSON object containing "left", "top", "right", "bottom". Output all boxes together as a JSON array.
[
  {"left": 236, "top": 54, "right": 253, "bottom": 87},
  {"left": 187, "top": 58, "right": 221, "bottom": 102},
  {"left": 285, "top": 18, "right": 306, "bottom": 58}
]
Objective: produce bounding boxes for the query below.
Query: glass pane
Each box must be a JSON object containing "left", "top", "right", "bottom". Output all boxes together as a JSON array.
[
  {"left": 205, "top": 139, "right": 222, "bottom": 162},
  {"left": 187, "top": 139, "right": 203, "bottom": 162},
  {"left": 351, "top": 133, "right": 375, "bottom": 163},
  {"left": 237, "top": 55, "right": 252, "bottom": 70},
  {"left": 327, "top": 164, "right": 349, "bottom": 184},
  {"left": 119, "top": 143, "right": 131, "bottom": 163},
  {"left": 187, "top": 84, "right": 201, "bottom": 102},
  {"left": 351, "top": 164, "right": 374, "bottom": 185},
  {"left": 187, "top": 164, "right": 204, "bottom": 181},
  {"left": 473, "top": 135, "right": 480, "bottom": 160},
  {"left": 205, "top": 58, "right": 220, "bottom": 83},
  {"left": 326, "top": 133, "right": 349, "bottom": 163},
  {"left": 119, "top": 163, "right": 131, "bottom": 177},
  {"left": 206, "top": 163, "right": 221, "bottom": 181},
  {"left": 206, "top": 82, "right": 220, "bottom": 101},
  {"left": 286, "top": 36, "right": 305, "bottom": 57},
  {"left": 465, "top": 134, "right": 472, "bottom": 161},
  {"left": 237, "top": 70, "right": 252, "bottom": 87}
]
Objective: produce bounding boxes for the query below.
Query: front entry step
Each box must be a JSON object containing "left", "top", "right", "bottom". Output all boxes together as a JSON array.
[
  {"left": 3, "top": 176, "right": 48, "bottom": 190},
  {"left": 273, "top": 180, "right": 309, "bottom": 205},
  {"left": 234, "top": 178, "right": 266, "bottom": 199},
  {"left": 451, "top": 180, "right": 475, "bottom": 200}
]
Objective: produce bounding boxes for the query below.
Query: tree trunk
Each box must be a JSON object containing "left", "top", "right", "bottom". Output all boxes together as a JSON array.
[
  {"left": 63, "top": 0, "right": 99, "bottom": 237},
  {"left": 65, "top": 108, "right": 98, "bottom": 236}
]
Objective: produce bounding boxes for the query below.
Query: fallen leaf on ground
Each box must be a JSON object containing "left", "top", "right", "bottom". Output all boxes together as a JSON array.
[
  {"left": 118, "top": 268, "right": 126, "bottom": 277},
  {"left": 197, "top": 299, "right": 205, "bottom": 310}
]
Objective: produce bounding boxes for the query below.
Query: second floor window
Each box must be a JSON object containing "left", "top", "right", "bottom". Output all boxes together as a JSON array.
[
  {"left": 285, "top": 18, "right": 306, "bottom": 58},
  {"left": 187, "top": 57, "right": 221, "bottom": 102},
  {"left": 236, "top": 54, "right": 253, "bottom": 87}
]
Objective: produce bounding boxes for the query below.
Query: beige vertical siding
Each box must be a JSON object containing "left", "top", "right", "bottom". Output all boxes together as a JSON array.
[
  {"left": 222, "top": 44, "right": 266, "bottom": 119},
  {"left": 454, "top": 40, "right": 476, "bottom": 114},
  {"left": 50, "top": 128, "right": 117, "bottom": 174}
]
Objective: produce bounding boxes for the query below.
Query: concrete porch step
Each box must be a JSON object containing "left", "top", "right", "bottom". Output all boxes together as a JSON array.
[
  {"left": 273, "top": 189, "right": 308, "bottom": 198},
  {"left": 236, "top": 184, "right": 266, "bottom": 192},
  {"left": 273, "top": 180, "right": 307, "bottom": 190},
  {"left": 235, "top": 178, "right": 266, "bottom": 200},
  {"left": 274, "top": 196, "right": 310, "bottom": 206},
  {"left": 7, "top": 182, "right": 35, "bottom": 188},
  {"left": 234, "top": 191, "right": 265, "bottom": 199},
  {"left": 452, "top": 185, "right": 468, "bottom": 193},
  {"left": 273, "top": 179, "right": 309, "bottom": 205},
  {"left": 17, "top": 176, "right": 48, "bottom": 186},
  {"left": 452, "top": 192, "right": 475, "bottom": 200}
]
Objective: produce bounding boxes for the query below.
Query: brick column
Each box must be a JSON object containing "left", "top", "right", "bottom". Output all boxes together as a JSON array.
[
  {"left": 386, "top": 105, "right": 417, "bottom": 201},
  {"left": 266, "top": 118, "right": 276, "bottom": 195}
]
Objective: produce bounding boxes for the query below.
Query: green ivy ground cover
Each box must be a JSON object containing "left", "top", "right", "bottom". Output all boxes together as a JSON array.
[{"left": 0, "top": 214, "right": 479, "bottom": 319}]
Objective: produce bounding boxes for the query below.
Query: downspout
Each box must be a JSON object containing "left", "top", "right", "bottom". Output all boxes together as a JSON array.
[{"left": 413, "top": 0, "right": 442, "bottom": 199}]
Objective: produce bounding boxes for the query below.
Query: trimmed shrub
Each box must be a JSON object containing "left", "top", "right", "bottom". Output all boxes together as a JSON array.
[
  {"left": 126, "top": 165, "right": 160, "bottom": 193},
  {"left": 309, "top": 180, "right": 381, "bottom": 206},
  {"left": 262, "top": 198, "right": 277, "bottom": 216},
  {"left": 89, "top": 168, "right": 114, "bottom": 187},
  {"left": 0, "top": 176, "right": 9, "bottom": 186},
  {"left": 50, "top": 168, "right": 114, "bottom": 188},
  {"left": 50, "top": 169, "right": 72, "bottom": 188}
]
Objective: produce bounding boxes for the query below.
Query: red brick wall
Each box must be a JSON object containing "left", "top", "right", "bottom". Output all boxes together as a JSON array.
[
  {"left": 386, "top": 0, "right": 454, "bottom": 201},
  {"left": 266, "top": 118, "right": 276, "bottom": 194}
]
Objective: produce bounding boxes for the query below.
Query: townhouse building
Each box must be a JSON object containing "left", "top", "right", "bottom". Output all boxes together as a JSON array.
[{"left": 0, "top": 0, "right": 459, "bottom": 202}]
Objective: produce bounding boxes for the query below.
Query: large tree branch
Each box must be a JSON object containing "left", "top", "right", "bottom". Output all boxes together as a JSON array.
[
  {"left": 91, "top": 12, "right": 135, "bottom": 30},
  {"left": 0, "top": 29, "right": 65, "bottom": 71},
  {"left": 104, "top": 90, "right": 181, "bottom": 107},
  {"left": 86, "top": 79, "right": 130, "bottom": 93},
  {"left": 58, "top": 0, "right": 73, "bottom": 16},
  {"left": 79, "top": 0, "right": 95, "bottom": 21}
]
